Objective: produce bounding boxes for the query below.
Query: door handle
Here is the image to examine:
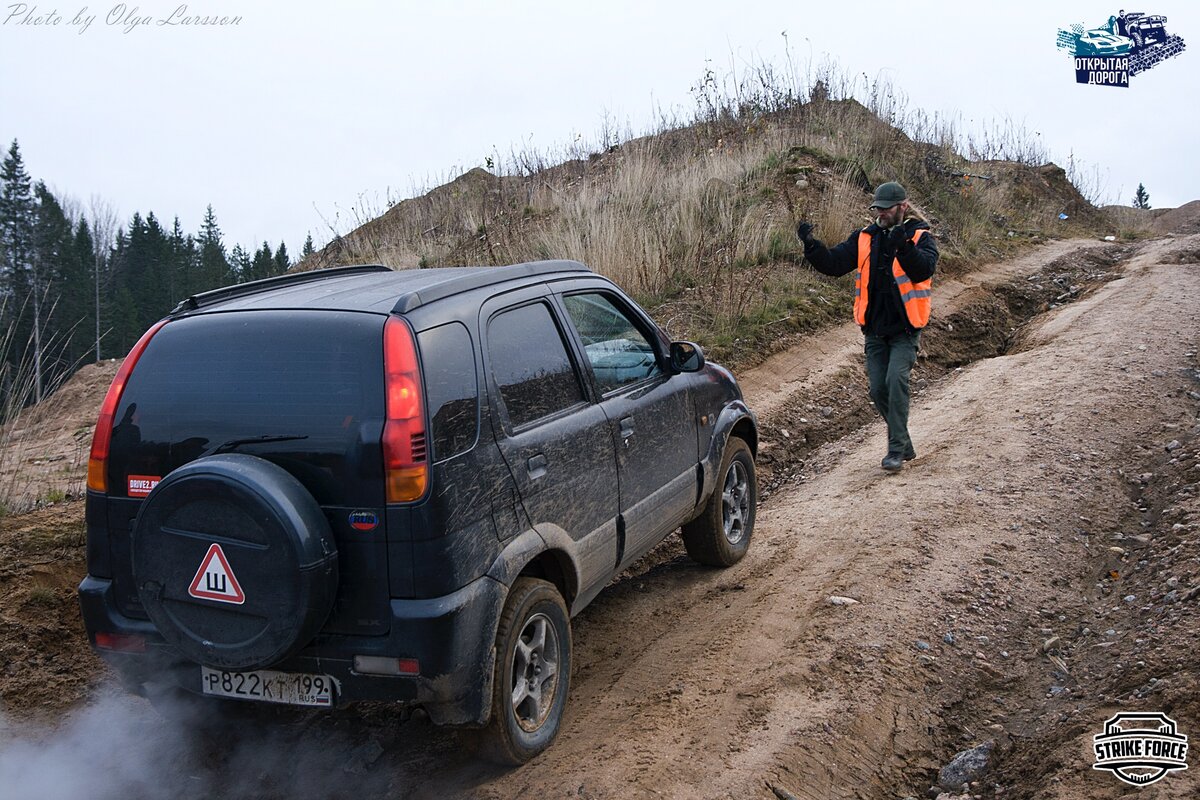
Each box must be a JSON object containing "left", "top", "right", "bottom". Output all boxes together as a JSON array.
[
  {"left": 527, "top": 453, "right": 548, "bottom": 479},
  {"left": 620, "top": 416, "right": 635, "bottom": 439}
]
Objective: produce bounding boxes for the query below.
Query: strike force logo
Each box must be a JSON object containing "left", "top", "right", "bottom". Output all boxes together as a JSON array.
[
  {"left": 1093, "top": 712, "right": 1189, "bottom": 786},
  {"left": 1057, "top": 10, "right": 1186, "bottom": 87}
]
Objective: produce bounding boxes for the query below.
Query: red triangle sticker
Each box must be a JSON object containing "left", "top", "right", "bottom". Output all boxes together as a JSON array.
[{"left": 188, "top": 543, "right": 246, "bottom": 604}]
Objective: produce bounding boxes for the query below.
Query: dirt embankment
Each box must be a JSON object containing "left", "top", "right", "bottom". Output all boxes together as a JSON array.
[
  {"left": 0, "top": 359, "right": 119, "bottom": 513},
  {"left": 2, "top": 235, "right": 1200, "bottom": 799}
]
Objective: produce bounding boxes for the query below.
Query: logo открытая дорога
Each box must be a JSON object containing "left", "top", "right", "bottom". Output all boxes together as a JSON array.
[{"left": 1057, "top": 9, "right": 1186, "bottom": 86}]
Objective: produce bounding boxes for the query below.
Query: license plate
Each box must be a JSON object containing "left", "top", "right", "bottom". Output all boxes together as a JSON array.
[{"left": 201, "top": 666, "right": 335, "bottom": 707}]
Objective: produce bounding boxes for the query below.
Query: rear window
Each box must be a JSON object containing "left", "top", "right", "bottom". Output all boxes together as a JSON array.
[{"left": 111, "top": 310, "right": 385, "bottom": 504}]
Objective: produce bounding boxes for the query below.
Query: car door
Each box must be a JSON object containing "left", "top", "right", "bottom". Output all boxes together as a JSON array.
[
  {"left": 556, "top": 285, "right": 699, "bottom": 570},
  {"left": 481, "top": 288, "right": 621, "bottom": 599}
]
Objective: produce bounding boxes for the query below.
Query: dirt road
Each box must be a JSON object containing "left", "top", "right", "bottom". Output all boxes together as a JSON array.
[{"left": 2, "top": 235, "right": 1199, "bottom": 799}]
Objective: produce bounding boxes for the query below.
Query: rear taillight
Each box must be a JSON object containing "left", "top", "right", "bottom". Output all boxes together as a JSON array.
[
  {"left": 87, "top": 321, "right": 167, "bottom": 493},
  {"left": 382, "top": 316, "right": 428, "bottom": 502}
]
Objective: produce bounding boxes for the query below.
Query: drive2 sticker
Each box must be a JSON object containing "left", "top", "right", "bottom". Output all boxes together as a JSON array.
[{"left": 127, "top": 475, "right": 161, "bottom": 497}]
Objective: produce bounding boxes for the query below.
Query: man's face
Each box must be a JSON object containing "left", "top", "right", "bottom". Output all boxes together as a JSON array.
[{"left": 874, "top": 201, "right": 907, "bottom": 227}]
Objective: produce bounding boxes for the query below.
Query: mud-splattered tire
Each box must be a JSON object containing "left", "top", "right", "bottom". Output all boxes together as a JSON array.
[
  {"left": 682, "top": 437, "right": 756, "bottom": 567},
  {"left": 467, "top": 577, "right": 571, "bottom": 765}
]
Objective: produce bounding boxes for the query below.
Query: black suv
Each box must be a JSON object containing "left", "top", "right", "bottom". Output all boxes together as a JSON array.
[{"left": 78, "top": 260, "right": 757, "bottom": 763}]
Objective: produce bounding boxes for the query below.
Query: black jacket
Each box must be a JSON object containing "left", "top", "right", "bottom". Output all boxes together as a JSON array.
[{"left": 803, "top": 219, "right": 938, "bottom": 337}]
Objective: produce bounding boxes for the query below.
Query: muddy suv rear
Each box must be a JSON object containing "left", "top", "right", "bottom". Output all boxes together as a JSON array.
[{"left": 79, "top": 261, "right": 758, "bottom": 764}]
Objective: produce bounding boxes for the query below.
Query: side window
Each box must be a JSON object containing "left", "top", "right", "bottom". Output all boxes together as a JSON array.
[
  {"left": 417, "top": 322, "right": 479, "bottom": 462},
  {"left": 562, "top": 293, "right": 662, "bottom": 394},
  {"left": 488, "top": 302, "right": 585, "bottom": 429}
]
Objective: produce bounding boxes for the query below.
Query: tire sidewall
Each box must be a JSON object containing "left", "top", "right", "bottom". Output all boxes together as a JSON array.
[
  {"left": 717, "top": 440, "right": 756, "bottom": 562},
  {"left": 494, "top": 580, "right": 571, "bottom": 762}
]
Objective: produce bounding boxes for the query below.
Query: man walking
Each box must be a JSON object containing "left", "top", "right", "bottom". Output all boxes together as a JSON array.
[{"left": 796, "top": 182, "right": 938, "bottom": 471}]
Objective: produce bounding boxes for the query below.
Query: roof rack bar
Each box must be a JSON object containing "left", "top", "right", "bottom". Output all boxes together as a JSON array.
[{"left": 171, "top": 264, "right": 393, "bottom": 314}]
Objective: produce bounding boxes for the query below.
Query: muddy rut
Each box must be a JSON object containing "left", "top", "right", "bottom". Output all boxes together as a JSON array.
[{"left": 3, "top": 236, "right": 1200, "bottom": 800}]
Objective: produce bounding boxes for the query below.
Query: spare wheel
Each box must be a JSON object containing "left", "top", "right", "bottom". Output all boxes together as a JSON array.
[{"left": 132, "top": 454, "right": 339, "bottom": 671}]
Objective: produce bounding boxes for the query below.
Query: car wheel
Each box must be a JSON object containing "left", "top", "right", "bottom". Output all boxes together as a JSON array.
[
  {"left": 467, "top": 577, "right": 571, "bottom": 765},
  {"left": 681, "top": 437, "right": 756, "bottom": 567}
]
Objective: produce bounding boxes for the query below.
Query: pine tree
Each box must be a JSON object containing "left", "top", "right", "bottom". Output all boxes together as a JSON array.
[
  {"left": 169, "top": 216, "right": 195, "bottom": 301},
  {"left": 273, "top": 241, "right": 290, "bottom": 276},
  {"left": 1133, "top": 183, "right": 1151, "bottom": 210},
  {"left": 109, "top": 213, "right": 146, "bottom": 352},
  {"left": 229, "top": 243, "right": 252, "bottom": 283},
  {"left": 0, "top": 140, "right": 34, "bottom": 296},
  {"left": 32, "top": 183, "right": 77, "bottom": 397},
  {"left": 197, "top": 204, "right": 230, "bottom": 290},
  {"left": 100, "top": 227, "right": 127, "bottom": 356},
  {"left": 106, "top": 211, "right": 174, "bottom": 353},
  {"left": 69, "top": 218, "right": 97, "bottom": 368},
  {"left": 143, "top": 211, "right": 170, "bottom": 318},
  {"left": 248, "top": 241, "right": 273, "bottom": 282},
  {"left": 302, "top": 233, "right": 314, "bottom": 259},
  {"left": 1, "top": 141, "right": 38, "bottom": 403}
]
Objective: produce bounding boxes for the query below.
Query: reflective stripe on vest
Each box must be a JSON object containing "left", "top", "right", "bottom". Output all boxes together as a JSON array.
[{"left": 853, "top": 228, "right": 932, "bottom": 329}]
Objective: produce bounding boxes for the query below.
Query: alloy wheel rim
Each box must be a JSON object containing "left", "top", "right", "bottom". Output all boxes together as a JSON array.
[
  {"left": 722, "top": 460, "right": 750, "bottom": 545},
  {"left": 510, "top": 612, "right": 560, "bottom": 732}
]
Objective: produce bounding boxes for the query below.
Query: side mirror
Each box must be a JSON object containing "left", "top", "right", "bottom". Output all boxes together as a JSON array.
[{"left": 670, "top": 341, "right": 705, "bottom": 373}]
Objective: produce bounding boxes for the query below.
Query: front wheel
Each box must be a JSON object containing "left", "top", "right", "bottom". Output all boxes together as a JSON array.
[
  {"left": 467, "top": 577, "right": 571, "bottom": 765},
  {"left": 682, "top": 437, "right": 756, "bottom": 567}
]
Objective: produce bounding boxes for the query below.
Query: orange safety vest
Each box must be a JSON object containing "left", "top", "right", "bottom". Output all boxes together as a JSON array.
[{"left": 853, "top": 228, "right": 932, "bottom": 329}]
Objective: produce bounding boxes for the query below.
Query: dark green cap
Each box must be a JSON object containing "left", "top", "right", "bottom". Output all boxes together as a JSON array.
[{"left": 870, "top": 182, "right": 907, "bottom": 209}]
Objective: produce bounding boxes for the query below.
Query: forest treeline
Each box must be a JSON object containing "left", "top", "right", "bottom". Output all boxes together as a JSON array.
[{"left": 0, "top": 139, "right": 312, "bottom": 417}]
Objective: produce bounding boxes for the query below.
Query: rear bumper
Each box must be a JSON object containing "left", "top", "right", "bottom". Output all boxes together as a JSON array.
[{"left": 78, "top": 573, "right": 506, "bottom": 726}]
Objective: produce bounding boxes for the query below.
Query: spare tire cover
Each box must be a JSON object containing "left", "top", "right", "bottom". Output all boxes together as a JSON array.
[{"left": 133, "top": 454, "right": 339, "bottom": 671}]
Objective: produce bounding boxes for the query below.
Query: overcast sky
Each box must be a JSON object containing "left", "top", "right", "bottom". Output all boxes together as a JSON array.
[{"left": 2, "top": 0, "right": 1196, "bottom": 255}]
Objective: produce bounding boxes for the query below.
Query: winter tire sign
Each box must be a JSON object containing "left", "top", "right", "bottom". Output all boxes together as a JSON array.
[{"left": 1093, "top": 712, "right": 1188, "bottom": 786}]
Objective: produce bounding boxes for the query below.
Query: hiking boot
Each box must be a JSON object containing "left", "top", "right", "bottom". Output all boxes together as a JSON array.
[
  {"left": 903, "top": 446, "right": 916, "bottom": 461},
  {"left": 881, "top": 453, "right": 904, "bottom": 471}
]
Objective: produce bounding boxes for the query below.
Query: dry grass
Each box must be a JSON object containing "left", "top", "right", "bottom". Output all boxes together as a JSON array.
[
  {"left": 1100, "top": 205, "right": 1156, "bottom": 240},
  {"left": 304, "top": 54, "right": 1108, "bottom": 365},
  {"left": 1, "top": 300, "right": 40, "bottom": 514},
  {"left": 0, "top": 297, "right": 83, "bottom": 515},
  {"left": 25, "top": 585, "right": 61, "bottom": 608}
]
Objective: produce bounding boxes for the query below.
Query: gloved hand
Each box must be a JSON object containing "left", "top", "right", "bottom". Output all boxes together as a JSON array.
[
  {"left": 796, "top": 221, "right": 815, "bottom": 244},
  {"left": 888, "top": 223, "right": 910, "bottom": 253}
]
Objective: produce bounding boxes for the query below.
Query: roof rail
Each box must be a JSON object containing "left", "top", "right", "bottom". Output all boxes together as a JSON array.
[
  {"left": 391, "top": 260, "right": 592, "bottom": 313},
  {"left": 170, "top": 264, "right": 393, "bottom": 314}
]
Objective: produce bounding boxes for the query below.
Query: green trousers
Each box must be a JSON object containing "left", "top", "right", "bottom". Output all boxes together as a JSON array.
[{"left": 864, "top": 331, "right": 920, "bottom": 457}]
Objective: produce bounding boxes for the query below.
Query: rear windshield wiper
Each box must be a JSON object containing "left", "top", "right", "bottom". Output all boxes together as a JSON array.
[{"left": 201, "top": 434, "right": 309, "bottom": 458}]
